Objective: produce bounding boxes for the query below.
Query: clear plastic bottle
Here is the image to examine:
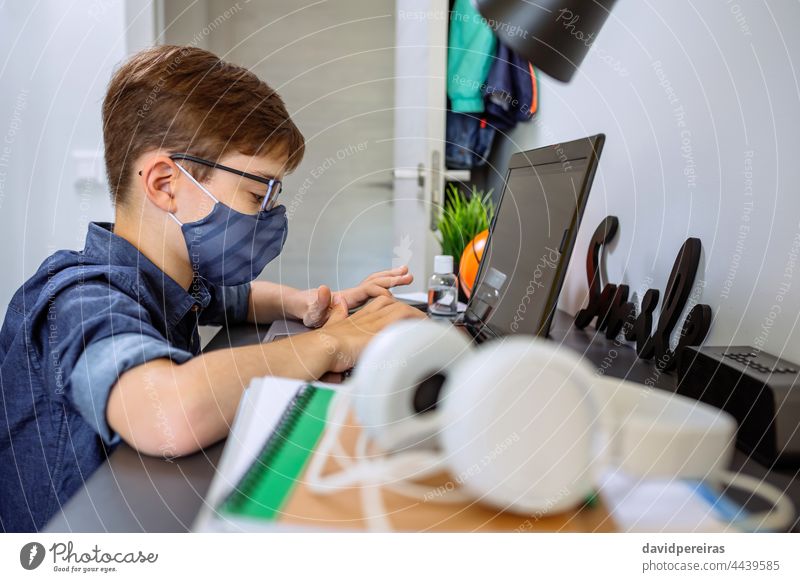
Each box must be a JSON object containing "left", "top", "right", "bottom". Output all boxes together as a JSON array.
[
  {"left": 464, "top": 267, "right": 507, "bottom": 327},
  {"left": 427, "top": 255, "right": 458, "bottom": 317}
]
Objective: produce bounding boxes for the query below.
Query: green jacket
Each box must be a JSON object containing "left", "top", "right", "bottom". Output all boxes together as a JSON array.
[{"left": 447, "top": 0, "right": 497, "bottom": 113}]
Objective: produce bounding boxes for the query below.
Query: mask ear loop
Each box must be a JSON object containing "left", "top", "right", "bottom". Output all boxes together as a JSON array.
[
  {"left": 137, "top": 166, "right": 184, "bottom": 227},
  {"left": 168, "top": 161, "right": 222, "bottom": 226}
]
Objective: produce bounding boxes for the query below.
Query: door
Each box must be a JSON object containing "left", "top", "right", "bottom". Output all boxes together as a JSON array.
[{"left": 392, "top": 0, "right": 454, "bottom": 291}]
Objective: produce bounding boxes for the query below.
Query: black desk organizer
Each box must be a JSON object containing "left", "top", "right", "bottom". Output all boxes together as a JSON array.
[
  {"left": 573, "top": 216, "right": 712, "bottom": 372},
  {"left": 572, "top": 215, "right": 800, "bottom": 474},
  {"left": 678, "top": 346, "right": 800, "bottom": 469}
]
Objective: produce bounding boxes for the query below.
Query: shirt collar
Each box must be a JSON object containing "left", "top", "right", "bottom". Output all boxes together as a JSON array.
[{"left": 82, "top": 222, "right": 212, "bottom": 325}]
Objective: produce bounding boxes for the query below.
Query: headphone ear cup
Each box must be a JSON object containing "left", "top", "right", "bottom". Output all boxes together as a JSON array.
[
  {"left": 350, "top": 319, "right": 473, "bottom": 452},
  {"left": 439, "top": 337, "right": 599, "bottom": 515}
]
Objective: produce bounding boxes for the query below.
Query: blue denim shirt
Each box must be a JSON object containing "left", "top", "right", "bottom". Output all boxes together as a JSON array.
[{"left": 0, "top": 222, "right": 250, "bottom": 531}]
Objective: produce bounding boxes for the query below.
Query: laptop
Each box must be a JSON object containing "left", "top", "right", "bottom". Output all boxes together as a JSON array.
[
  {"left": 263, "top": 134, "right": 605, "bottom": 348},
  {"left": 459, "top": 134, "right": 605, "bottom": 342}
]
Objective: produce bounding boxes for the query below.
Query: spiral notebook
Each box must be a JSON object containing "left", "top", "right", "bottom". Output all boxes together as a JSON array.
[
  {"left": 192, "top": 377, "right": 337, "bottom": 532},
  {"left": 218, "top": 383, "right": 334, "bottom": 521}
]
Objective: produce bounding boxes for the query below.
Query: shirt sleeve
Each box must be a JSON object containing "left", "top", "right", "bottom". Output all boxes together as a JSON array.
[
  {"left": 32, "top": 278, "right": 194, "bottom": 446},
  {"left": 199, "top": 282, "right": 251, "bottom": 326},
  {"left": 69, "top": 333, "right": 193, "bottom": 446}
]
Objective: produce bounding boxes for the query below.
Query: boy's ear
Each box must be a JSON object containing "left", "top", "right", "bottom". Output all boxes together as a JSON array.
[{"left": 138, "top": 155, "right": 179, "bottom": 214}]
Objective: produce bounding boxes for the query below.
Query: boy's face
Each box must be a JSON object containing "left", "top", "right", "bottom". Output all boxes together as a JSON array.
[
  {"left": 173, "top": 151, "right": 288, "bottom": 222},
  {"left": 128, "top": 149, "right": 291, "bottom": 279}
]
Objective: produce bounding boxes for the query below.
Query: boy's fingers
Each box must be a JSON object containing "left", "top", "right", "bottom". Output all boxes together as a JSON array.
[
  {"left": 369, "top": 274, "right": 414, "bottom": 289},
  {"left": 355, "top": 294, "right": 395, "bottom": 315},
  {"left": 311, "top": 285, "right": 332, "bottom": 317},
  {"left": 325, "top": 295, "right": 349, "bottom": 325},
  {"left": 380, "top": 302, "right": 427, "bottom": 324},
  {"left": 364, "top": 284, "right": 393, "bottom": 299},
  {"left": 362, "top": 265, "right": 409, "bottom": 283},
  {"left": 356, "top": 305, "right": 423, "bottom": 337},
  {"left": 304, "top": 285, "right": 331, "bottom": 327},
  {"left": 316, "top": 285, "right": 332, "bottom": 309},
  {"left": 355, "top": 297, "right": 422, "bottom": 327}
]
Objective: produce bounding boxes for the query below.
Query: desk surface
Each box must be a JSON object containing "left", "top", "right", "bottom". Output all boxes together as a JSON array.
[{"left": 45, "top": 311, "right": 800, "bottom": 532}]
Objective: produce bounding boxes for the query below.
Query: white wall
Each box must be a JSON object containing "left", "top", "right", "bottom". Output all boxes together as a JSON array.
[
  {"left": 489, "top": 0, "right": 800, "bottom": 362},
  {"left": 0, "top": 0, "right": 140, "bottom": 319}
]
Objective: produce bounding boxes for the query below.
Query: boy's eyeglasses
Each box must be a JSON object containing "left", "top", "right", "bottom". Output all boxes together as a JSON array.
[{"left": 168, "top": 153, "right": 283, "bottom": 212}]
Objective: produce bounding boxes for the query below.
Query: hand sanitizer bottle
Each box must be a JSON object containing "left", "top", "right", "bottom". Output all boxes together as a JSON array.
[{"left": 428, "top": 255, "right": 458, "bottom": 317}]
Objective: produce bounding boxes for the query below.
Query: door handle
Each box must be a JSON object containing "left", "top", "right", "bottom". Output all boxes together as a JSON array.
[
  {"left": 442, "top": 169, "right": 471, "bottom": 182},
  {"left": 392, "top": 164, "right": 425, "bottom": 188}
]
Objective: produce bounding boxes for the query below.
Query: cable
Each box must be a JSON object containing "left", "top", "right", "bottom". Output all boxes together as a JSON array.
[
  {"left": 716, "top": 470, "right": 795, "bottom": 532},
  {"left": 305, "top": 391, "right": 353, "bottom": 493}
]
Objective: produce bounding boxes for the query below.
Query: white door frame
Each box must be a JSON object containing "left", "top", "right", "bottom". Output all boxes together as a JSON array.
[{"left": 391, "top": 0, "right": 449, "bottom": 291}]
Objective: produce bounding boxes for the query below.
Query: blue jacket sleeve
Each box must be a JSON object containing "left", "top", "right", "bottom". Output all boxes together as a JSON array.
[
  {"left": 199, "top": 282, "right": 251, "bottom": 326},
  {"left": 69, "top": 333, "right": 193, "bottom": 445},
  {"left": 32, "top": 280, "right": 193, "bottom": 446}
]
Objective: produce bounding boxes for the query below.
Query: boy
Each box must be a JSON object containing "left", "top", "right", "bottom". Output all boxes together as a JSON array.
[{"left": 0, "top": 45, "right": 423, "bottom": 531}]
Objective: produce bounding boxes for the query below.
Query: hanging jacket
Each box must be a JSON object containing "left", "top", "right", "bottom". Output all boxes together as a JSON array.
[
  {"left": 445, "top": 111, "right": 496, "bottom": 169},
  {"left": 483, "top": 42, "right": 538, "bottom": 132},
  {"left": 445, "top": 10, "right": 538, "bottom": 170},
  {"left": 447, "top": 0, "right": 497, "bottom": 113}
]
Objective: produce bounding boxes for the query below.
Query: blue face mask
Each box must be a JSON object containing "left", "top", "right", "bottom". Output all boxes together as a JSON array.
[{"left": 170, "top": 162, "right": 288, "bottom": 286}]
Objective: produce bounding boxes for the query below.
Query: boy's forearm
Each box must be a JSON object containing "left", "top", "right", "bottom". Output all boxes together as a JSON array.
[
  {"left": 109, "top": 330, "right": 335, "bottom": 457},
  {"left": 175, "top": 331, "right": 334, "bottom": 448},
  {"left": 245, "top": 280, "right": 307, "bottom": 323}
]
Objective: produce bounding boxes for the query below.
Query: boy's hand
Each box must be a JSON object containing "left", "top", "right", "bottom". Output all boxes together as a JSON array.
[
  {"left": 314, "top": 294, "right": 426, "bottom": 373},
  {"left": 298, "top": 266, "right": 414, "bottom": 328},
  {"left": 338, "top": 265, "right": 414, "bottom": 307}
]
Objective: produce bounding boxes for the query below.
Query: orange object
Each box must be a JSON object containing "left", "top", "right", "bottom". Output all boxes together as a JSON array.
[{"left": 458, "top": 229, "right": 489, "bottom": 299}]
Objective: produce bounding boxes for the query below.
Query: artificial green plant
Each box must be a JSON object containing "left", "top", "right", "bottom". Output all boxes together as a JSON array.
[{"left": 436, "top": 183, "right": 495, "bottom": 262}]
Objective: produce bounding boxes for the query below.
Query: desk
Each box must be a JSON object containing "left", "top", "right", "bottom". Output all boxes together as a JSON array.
[{"left": 45, "top": 311, "right": 800, "bottom": 532}]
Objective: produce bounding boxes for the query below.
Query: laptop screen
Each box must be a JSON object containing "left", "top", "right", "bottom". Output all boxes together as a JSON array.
[{"left": 464, "top": 151, "right": 595, "bottom": 338}]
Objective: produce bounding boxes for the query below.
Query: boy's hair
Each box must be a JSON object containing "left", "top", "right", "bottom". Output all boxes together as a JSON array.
[{"left": 102, "top": 45, "right": 305, "bottom": 206}]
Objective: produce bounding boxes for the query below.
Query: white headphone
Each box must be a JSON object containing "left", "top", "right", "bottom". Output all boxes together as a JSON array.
[{"left": 307, "top": 319, "right": 794, "bottom": 531}]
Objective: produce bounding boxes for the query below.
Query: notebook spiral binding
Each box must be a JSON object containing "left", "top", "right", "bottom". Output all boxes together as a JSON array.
[{"left": 220, "top": 384, "right": 316, "bottom": 513}]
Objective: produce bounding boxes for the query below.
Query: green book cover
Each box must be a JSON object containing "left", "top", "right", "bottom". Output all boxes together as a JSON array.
[{"left": 220, "top": 384, "right": 335, "bottom": 521}]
